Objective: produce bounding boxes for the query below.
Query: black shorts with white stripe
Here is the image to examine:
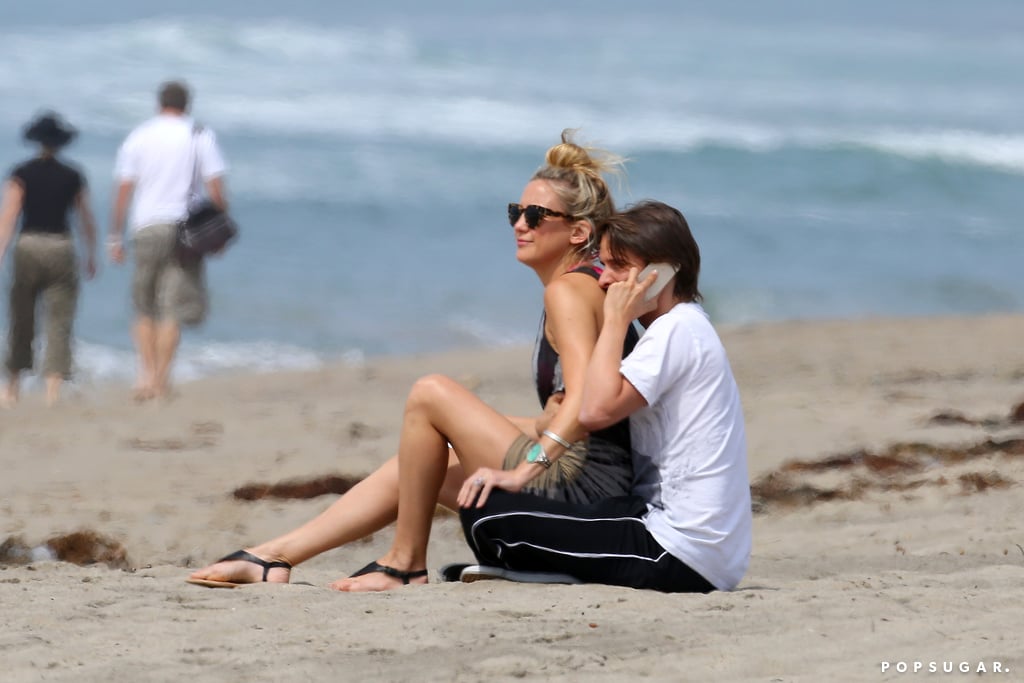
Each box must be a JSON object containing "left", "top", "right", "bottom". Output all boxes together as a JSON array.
[{"left": 459, "top": 490, "right": 714, "bottom": 593}]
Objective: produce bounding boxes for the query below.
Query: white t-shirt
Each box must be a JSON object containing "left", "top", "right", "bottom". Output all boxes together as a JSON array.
[
  {"left": 620, "top": 302, "right": 752, "bottom": 591},
  {"left": 114, "top": 114, "right": 227, "bottom": 232}
]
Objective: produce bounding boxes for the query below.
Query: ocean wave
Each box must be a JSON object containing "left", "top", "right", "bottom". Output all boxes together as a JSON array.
[
  {"left": 71, "top": 339, "right": 325, "bottom": 385},
  {"left": 1, "top": 18, "right": 1019, "bottom": 177}
]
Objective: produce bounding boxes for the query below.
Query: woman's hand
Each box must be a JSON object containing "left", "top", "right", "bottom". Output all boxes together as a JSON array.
[{"left": 457, "top": 466, "right": 529, "bottom": 509}]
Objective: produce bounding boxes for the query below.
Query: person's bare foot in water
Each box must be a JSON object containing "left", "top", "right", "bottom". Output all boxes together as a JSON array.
[{"left": 133, "top": 383, "right": 155, "bottom": 403}]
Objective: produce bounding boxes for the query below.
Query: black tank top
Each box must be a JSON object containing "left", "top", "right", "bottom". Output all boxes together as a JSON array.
[
  {"left": 10, "top": 156, "right": 84, "bottom": 234},
  {"left": 532, "top": 264, "right": 640, "bottom": 451}
]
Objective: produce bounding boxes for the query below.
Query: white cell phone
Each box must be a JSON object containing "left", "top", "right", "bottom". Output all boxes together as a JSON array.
[{"left": 637, "top": 263, "right": 678, "bottom": 302}]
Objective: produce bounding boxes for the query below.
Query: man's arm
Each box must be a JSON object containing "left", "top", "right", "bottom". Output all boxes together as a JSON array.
[
  {"left": 204, "top": 176, "right": 227, "bottom": 211},
  {"left": 0, "top": 180, "right": 24, "bottom": 266},
  {"left": 579, "top": 270, "right": 651, "bottom": 430},
  {"left": 108, "top": 180, "right": 134, "bottom": 265}
]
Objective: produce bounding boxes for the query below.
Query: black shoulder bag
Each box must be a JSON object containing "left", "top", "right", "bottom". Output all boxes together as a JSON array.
[{"left": 177, "top": 125, "right": 238, "bottom": 259}]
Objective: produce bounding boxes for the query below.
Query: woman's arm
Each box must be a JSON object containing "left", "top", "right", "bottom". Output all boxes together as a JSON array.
[
  {"left": 528, "top": 272, "right": 603, "bottom": 459},
  {"left": 0, "top": 179, "right": 24, "bottom": 266},
  {"left": 74, "top": 188, "right": 98, "bottom": 279},
  {"left": 457, "top": 274, "right": 604, "bottom": 507}
]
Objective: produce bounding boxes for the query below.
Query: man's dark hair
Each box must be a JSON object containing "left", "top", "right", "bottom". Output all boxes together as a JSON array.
[
  {"left": 159, "top": 81, "right": 190, "bottom": 111},
  {"left": 598, "top": 200, "right": 703, "bottom": 303}
]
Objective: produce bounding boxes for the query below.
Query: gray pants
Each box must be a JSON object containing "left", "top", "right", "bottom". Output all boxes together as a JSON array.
[{"left": 5, "top": 233, "right": 79, "bottom": 378}]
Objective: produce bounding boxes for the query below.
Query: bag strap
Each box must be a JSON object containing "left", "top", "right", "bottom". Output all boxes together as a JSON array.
[{"left": 187, "top": 123, "right": 205, "bottom": 209}]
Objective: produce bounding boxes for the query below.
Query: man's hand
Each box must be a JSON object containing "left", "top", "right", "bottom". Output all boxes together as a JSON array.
[
  {"left": 108, "top": 241, "right": 125, "bottom": 265},
  {"left": 604, "top": 267, "right": 659, "bottom": 325},
  {"left": 83, "top": 254, "right": 96, "bottom": 280}
]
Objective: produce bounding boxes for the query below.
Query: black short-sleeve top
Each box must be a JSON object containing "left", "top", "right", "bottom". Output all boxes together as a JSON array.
[{"left": 10, "top": 156, "right": 85, "bottom": 234}]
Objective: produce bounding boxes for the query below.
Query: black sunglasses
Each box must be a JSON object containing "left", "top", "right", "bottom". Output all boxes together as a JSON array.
[{"left": 508, "top": 203, "right": 576, "bottom": 229}]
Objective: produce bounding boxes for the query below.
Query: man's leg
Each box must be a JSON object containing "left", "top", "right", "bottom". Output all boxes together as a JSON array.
[
  {"left": 153, "top": 235, "right": 206, "bottom": 399},
  {"left": 131, "top": 227, "right": 167, "bottom": 402},
  {"left": 460, "top": 490, "right": 715, "bottom": 593},
  {"left": 153, "top": 319, "right": 180, "bottom": 398},
  {"left": 133, "top": 317, "right": 158, "bottom": 400}
]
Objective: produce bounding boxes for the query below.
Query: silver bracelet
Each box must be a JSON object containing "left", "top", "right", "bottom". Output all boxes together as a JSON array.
[{"left": 541, "top": 430, "right": 573, "bottom": 449}]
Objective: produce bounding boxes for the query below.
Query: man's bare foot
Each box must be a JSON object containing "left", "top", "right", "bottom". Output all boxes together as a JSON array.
[
  {"left": 133, "top": 385, "right": 155, "bottom": 402},
  {"left": 187, "top": 549, "right": 292, "bottom": 587},
  {"left": 330, "top": 560, "right": 428, "bottom": 592},
  {"left": 153, "top": 383, "right": 177, "bottom": 402},
  {"left": 45, "top": 376, "right": 62, "bottom": 407}
]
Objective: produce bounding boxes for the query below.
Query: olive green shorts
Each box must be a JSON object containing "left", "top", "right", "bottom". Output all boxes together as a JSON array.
[
  {"left": 5, "top": 233, "right": 79, "bottom": 377},
  {"left": 131, "top": 223, "right": 207, "bottom": 326},
  {"left": 503, "top": 432, "right": 633, "bottom": 505}
]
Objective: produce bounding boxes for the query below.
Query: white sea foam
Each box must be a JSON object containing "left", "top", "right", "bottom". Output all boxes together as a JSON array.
[
  {"left": 73, "top": 339, "right": 324, "bottom": 384},
  {"left": 2, "top": 18, "right": 1020, "bottom": 176}
]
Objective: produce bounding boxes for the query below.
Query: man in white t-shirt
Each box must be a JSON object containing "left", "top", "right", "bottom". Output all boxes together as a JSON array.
[
  {"left": 459, "top": 200, "right": 751, "bottom": 592},
  {"left": 108, "top": 81, "right": 228, "bottom": 401}
]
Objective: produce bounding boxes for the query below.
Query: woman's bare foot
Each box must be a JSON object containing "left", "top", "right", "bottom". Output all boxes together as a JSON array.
[
  {"left": 187, "top": 549, "right": 292, "bottom": 586},
  {"left": 330, "top": 559, "right": 428, "bottom": 592},
  {"left": 2, "top": 379, "right": 19, "bottom": 408}
]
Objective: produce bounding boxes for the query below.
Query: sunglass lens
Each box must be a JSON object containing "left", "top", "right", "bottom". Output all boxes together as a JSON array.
[
  {"left": 507, "top": 203, "right": 522, "bottom": 226},
  {"left": 523, "top": 205, "right": 541, "bottom": 228}
]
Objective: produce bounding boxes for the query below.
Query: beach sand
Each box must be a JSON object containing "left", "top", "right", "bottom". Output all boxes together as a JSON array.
[{"left": 2, "top": 314, "right": 1023, "bottom": 682}]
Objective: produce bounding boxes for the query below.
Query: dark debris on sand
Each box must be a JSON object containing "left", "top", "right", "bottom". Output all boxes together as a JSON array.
[
  {"left": 232, "top": 474, "right": 363, "bottom": 501},
  {"left": 752, "top": 398, "right": 1024, "bottom": 514},
  {"left": 0, "top": 530, "right": 130, "bottom": 569},
  {"left": 751, "top": 437, "right": 1021, "bottom": 514}
]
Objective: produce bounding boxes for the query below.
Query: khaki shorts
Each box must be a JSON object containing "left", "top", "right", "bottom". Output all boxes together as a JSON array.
[
  {"left": 132, "top": 223, "right": 207, "bottom": 326},
  {"left": 503, "top": 432, "right": 633, "bottom": 504}
]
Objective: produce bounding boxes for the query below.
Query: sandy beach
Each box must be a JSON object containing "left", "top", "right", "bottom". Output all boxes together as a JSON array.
[{"left": 2, "top": 313, "right": 1023, "bottom": 682}]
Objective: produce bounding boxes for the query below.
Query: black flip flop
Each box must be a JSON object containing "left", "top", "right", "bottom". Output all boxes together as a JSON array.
[
  {"left": 186, "top": 549, "right": 292, "bottom": 588},
  {"left": 349, "top": 560, "right": 428, "bottom": 585}
]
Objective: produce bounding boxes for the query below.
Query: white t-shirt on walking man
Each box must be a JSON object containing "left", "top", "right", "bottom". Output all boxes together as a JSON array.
[
  {"left": 620, "top": 302, "right": 752, "bottom": 591},
  {"left": 114, "top": 113, "right": 227, "bottom": 233}
]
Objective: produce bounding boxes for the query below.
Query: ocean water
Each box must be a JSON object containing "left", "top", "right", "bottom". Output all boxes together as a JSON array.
[{"left": 1, "top": 0, "right": 1021, "bottom": 385}]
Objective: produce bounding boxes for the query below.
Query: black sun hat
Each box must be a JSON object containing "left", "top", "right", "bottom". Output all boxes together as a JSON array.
[{"left": 23, "top": 112, "right": 78, "bottom": 148}]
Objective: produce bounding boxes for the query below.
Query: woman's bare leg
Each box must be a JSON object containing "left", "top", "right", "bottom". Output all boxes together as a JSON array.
[
  {"left": 1, "top": 371, "right": 18, "bottom": 408},
  {"left": 333, "top": 374, "right": 524, "bottom": 591},
  {"left": 188, "top": 448, "right": 487, "bottom": 584},
  {"left": 188, "top": 452, "right": 461, "bottom": 584}
]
